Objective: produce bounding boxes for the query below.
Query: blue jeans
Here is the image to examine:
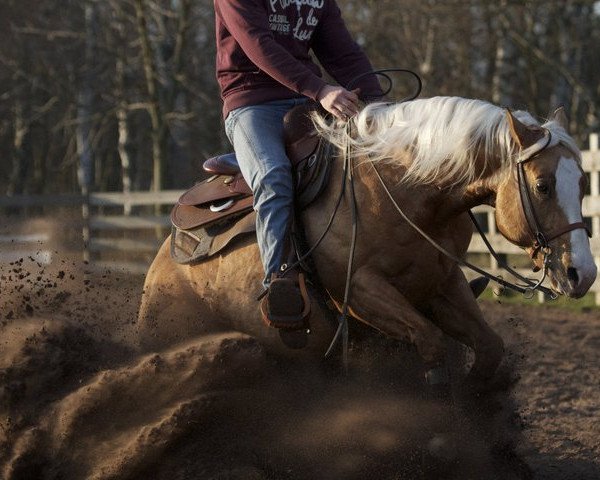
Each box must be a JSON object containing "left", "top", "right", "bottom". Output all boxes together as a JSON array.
[{"left": 225, "top": 98, "right": 307, "bottom": 287}]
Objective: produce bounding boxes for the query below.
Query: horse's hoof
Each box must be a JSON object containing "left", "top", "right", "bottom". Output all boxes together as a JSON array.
[
  {"left": 469, "top": 276, "right": 490, "bottom": 298},
  {"left": 279, "top": 329, "right": 309, "bottom": 349}
]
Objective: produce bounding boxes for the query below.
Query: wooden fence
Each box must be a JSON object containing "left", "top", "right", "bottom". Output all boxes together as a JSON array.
[{"left": 1, "top": 134, "right": 600, "bottom": 303}]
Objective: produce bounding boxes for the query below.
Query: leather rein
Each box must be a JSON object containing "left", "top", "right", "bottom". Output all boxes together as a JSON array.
[
  {"left": 292, "top": 125, "right": 581, "bottom": 364},
  {"left": 284, "top": 67, "right": 590, "bottom": 363}
]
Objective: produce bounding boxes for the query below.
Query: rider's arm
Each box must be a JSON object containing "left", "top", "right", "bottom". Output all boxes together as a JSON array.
[
  {"left": 215, "top": 0, "right": 327, "bottom": 101},
  {"left": 311, "top": 0, "right": 383, "bottom": 102}
]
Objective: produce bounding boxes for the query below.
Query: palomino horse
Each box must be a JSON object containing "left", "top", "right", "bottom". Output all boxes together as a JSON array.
[{"left": 137, "top": 96, "right": 596, "bottom": 384}]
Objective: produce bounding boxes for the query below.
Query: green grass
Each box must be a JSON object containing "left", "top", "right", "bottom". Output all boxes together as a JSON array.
[{"left": 479, "top": 287, "right": 599, "bottom": 312}]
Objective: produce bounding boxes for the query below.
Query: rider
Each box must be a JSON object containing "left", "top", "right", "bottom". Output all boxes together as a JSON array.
[{"left": 214, "top": 0, "right": 382, "bottom": 328}]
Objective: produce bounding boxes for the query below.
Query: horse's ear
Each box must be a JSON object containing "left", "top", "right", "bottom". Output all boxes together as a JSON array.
[
  {"left": 548, "top": 106, "right": 568, "bottom": 131},
  {"left": 505, "top": 109, "right": 545, "bottom": 149}
]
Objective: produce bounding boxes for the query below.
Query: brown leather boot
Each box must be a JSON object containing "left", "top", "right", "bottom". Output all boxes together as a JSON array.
[{"left": 260, "top": 268, "right": 311, "bottom": 330}]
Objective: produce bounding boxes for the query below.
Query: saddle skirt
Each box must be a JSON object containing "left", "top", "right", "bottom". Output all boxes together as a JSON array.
[{"left": 170, "top": 103, "right": 333, "bottom": 265}]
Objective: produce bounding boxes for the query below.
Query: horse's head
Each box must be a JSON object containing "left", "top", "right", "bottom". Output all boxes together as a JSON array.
[{"left": 495, "top": 108, "right": 596, "bottom": 298}]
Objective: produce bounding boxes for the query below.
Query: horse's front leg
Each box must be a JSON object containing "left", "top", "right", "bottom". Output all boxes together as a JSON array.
[
  {"left": 427, "top": 267, "right": 504, "bottom": 382},
  {"left": 349, "top": 266, "right": 447, "bottom": 370}
]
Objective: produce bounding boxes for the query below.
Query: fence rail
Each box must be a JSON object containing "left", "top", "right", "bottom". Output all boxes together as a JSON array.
[{"left": 2, "top": 134, "right": 600, "bottom": 303}]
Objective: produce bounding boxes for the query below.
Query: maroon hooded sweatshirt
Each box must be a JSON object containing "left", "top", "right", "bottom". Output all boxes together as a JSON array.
[{"left": 214, "top": 0, "right": 383, "bottom": 118}]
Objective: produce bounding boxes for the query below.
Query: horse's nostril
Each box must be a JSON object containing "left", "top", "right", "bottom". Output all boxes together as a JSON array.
[{"left": 567, "top": 267, "right": 579, "bottom": 285}]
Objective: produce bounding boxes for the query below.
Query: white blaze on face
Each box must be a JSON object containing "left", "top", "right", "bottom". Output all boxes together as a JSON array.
[{"left": 555, "top": 156, "right": 597, "bottom": 286}]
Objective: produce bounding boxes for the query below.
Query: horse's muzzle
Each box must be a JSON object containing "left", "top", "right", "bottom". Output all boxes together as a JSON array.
[{"left": 551, "top": 262, "right": 597, "bottom": 299}]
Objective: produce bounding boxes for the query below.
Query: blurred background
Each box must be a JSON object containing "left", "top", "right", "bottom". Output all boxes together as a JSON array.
[{"left": 1, "top": 0, "right": 599, "bottom": 195}]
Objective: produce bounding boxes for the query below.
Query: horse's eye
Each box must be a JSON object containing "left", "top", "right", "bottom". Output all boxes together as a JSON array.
[{"left": 536, "top": 180, "right": 549, "bottom": 195}]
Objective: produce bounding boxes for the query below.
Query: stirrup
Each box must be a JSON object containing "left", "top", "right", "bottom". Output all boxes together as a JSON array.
[{"left": 260, "top": 271, "right": 311, "bottom": 330}]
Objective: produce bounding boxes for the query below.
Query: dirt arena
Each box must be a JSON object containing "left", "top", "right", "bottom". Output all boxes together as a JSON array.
[{"left": 0, "top": 224, "right": 598, "bottom": 479}]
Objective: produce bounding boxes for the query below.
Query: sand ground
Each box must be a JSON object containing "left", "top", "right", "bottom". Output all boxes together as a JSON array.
[{"left": 0, "top": 238, "right": 598, "bottom": 479}]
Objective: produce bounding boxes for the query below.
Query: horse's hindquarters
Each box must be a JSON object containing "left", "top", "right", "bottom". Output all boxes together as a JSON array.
[{"left": 138, "top": 237, "right": 337, "bottom": 360}]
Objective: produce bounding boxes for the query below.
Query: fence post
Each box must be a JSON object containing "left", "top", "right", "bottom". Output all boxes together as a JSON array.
[
  {"left": 589, "top": 133, "right": 600, "bottom": 305},
  {"left": 82, "top": 189, "right": 91, "bottom": 263},
  {"left": 487, "top": 209, "right": 504, "bottom": 296},
  {"left": 590, "top": 134, "right": 599, "bottom": 234}
]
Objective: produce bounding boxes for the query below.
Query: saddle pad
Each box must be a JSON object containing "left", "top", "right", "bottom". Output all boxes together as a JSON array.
[{"left": 171, "top": 195, "right": 254, "bottom": 231}]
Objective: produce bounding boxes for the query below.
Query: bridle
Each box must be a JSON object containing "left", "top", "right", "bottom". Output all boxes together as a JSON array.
[
  {"left": 515, "top": 129, "right": 591, "bottom": 264},
  {"left": 284, "top": 68, "right": 591, "bottom": 363},
  {"left": 510, "top": 129, "right": 592, "bottom": 294},
  {"left": 373, "top": 126, "right": 592, "bottom": 301}
]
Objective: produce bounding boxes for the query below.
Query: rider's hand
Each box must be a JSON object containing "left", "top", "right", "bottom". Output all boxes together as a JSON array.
[{"left": 317, "top": 85, "right": 360, "bottom": 120}]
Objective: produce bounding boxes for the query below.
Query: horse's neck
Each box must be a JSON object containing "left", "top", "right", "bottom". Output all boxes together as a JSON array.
[
  {"left": 366, "top": 152, "right": 508, "bottom": 220},
  {"left": 304, "top": 148, "right": 505, "bottom": 231},
  {"left": 461, "top": 150, "right": 509, "bottom": 209},
  {"left": 352, "top": 160, "right": 466, "bottom": 223},
  {"left": 462, "top": 179, "right": 498, "bottom": 210}
]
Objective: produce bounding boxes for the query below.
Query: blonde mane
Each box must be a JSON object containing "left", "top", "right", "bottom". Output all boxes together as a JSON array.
[{"left": 314, "top": 96, "right": 579, "bottom": 187}]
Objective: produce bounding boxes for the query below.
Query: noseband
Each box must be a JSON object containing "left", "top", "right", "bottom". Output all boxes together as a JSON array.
[{"left": 516, "top": 130, "right": 591, "bottom": 262}]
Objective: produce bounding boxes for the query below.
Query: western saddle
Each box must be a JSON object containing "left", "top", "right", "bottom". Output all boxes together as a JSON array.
[{"left": 170, "top": 102, "right": 332, "bottom": 264}]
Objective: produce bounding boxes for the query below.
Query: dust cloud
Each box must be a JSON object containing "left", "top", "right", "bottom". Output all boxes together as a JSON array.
[{"left": 0, "top": 217, "right": 533, "bottom": 479}]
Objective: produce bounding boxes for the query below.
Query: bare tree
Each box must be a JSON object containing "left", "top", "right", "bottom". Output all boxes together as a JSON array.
[{"left": 1, "top": 0, "right": 599, "bottom": 198}]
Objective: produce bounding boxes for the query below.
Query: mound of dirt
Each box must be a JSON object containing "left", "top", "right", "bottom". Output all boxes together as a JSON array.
[
  {"left": 1, "top": 249, "right": 598, "bottom": 479},
  {"left": 0, "top": 287, "right": 527, "bottom": 480}
]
